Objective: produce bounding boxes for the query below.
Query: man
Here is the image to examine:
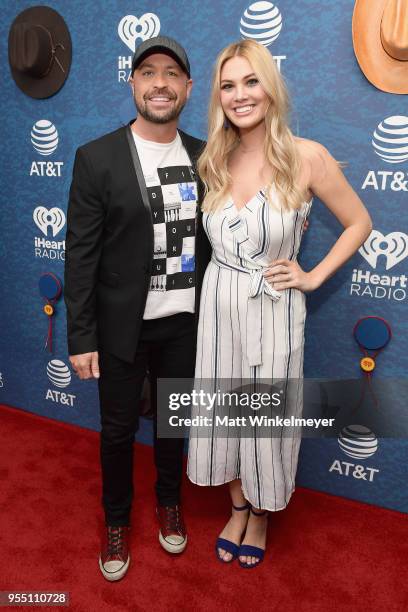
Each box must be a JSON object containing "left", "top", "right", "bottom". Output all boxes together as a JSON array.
[{"left": 64, "top": 36, "right": 211, "bottom": 581}]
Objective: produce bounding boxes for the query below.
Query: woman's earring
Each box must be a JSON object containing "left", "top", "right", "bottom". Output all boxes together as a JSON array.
[{"left": 223, "top": 116, "right": 230, "bottom": 129}]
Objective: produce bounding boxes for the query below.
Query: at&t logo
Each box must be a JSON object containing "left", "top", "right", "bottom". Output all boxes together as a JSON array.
[
  {"left": 29, "top": 120, "right": 63, "bottom": 177},
  {"left": 31, "top": 119, "right": 58, "bottom": 155},
  {"left": 349, "top": 229, "right": 408, "bottom": 302},
  {"left": 362, "top": 116, "right": 408, "bottom": 191},
  {"left": 329, "top": 424, "right": 380, "bottom": 482},
  {"left": 240, "top": 2, "right": 286, "bottom": 71},
  {"left": 33, "top": 206, "right": 66, "bottom": 261},
  {"left": 45, "top": 359, "right": 76, "bottom": 406},
  {"left": 117, "top": 13, "right": 160, "bottom": 83}
]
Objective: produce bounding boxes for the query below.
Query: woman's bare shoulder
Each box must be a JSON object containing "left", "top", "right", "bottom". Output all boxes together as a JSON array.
[
  {"left": 295, "top": 137, "right": 331, "bottom": 163},
  {"left": 294, "top": 137, "right": 337, "bottom": 186}
]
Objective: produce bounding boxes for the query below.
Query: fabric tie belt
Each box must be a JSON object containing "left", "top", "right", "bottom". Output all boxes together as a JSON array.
[{"left": 211, "top": 255, "right": 281, "bottom": 367}]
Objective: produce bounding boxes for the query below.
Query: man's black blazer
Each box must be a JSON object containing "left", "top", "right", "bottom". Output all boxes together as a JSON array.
[{"left": 64, "top": 121, "right": 212, "bottom": 363}]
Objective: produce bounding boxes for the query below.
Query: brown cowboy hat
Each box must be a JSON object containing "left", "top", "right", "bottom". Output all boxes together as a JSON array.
[
  {"left": 8, "top": 5, "right": 72, "bottom": 99},
  {"left": 352, "top": 0, "right": 408, "bottom": 94}
]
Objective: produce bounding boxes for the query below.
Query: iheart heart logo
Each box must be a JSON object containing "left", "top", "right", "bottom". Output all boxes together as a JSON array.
[
  {"left": 33, "top": 206, "right": 66, "bottom": 237},
  {"left": 359, "top": 230, "right": 408, "bottom": 270},
  {"left": 118, "top": 14, "right": 161, "bottom": 52}
]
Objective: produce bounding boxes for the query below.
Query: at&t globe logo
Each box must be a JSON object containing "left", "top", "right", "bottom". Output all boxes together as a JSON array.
[
  {"left": 362, "top": 115, "right": 408, "bottom": 192},
  {"left": 240, "top": 2, "right": 285, "bottom": 71},
  {"left": 329, "top": 424, "right": 379, "bottom": 483},
  {"left": 338, "top": 424, "right": 378, "bottom": 459},
  {"left": 372, "top": 116, "right": 408, "bottom": 164},
  {"left": 31, "top": 120, "right": 58, "bottom": 156},
  {"left": 240, "top": 1, "right": 282, "bottom": 45},
  {"left": 29, "top": 119, "right": 64, "bottom": 178},
  {"left": 47, "top": 359, "right": 71, "bottom": 388},
  {"left": 45, "top": 359, "right": 76, "bottom": 407}
]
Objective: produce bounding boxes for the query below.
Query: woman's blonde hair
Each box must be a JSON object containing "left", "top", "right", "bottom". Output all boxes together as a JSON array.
[{"left": 198, "top": 39, "right": 305, "bottom": 212}]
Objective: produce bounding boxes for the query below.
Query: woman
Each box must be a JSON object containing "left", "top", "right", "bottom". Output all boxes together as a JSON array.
[{"left": 187, "top": 40, "right": 372, "bottom": 568}]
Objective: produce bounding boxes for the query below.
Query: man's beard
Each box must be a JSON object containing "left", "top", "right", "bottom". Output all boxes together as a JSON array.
[{"left": 135, "top": 93, "right": 186, "bottom": 124}]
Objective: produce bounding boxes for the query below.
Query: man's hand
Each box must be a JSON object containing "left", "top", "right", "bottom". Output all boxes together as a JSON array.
[{"left": 69, "top": 351, "right": 100, "bottom": 379}]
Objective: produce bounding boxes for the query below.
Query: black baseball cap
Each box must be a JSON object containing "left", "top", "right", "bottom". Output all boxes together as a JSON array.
[{"left": 131, "top": 35, "right": 191, "bottom": 78}]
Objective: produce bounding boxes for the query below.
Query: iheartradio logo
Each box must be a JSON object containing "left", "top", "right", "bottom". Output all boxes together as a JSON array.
[
  {"left": 118, "top": 13, "right": 160, "bottom": 52},
  {"left": 359, "top": 230, "right": 408, "bottom": 270},
  {"left": 33, "top": 206, "right": 66, "bottom": 237}
]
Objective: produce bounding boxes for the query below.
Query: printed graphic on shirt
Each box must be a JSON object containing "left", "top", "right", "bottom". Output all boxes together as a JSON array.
[{"left": 148, "top": 165, "right": 197, "bottom": 292}]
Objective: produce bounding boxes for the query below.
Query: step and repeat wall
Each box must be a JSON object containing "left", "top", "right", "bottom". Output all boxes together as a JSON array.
[{"left": 1, "top": 0, "right": 407, "bottom": 512}]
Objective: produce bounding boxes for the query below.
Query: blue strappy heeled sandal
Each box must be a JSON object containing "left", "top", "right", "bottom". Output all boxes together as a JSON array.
[
  {"left": 215, "top": 502, "right": 250, "bottom": 563},
  {"left": 238, "top": 506, "right": 268, "bottom": 569}
]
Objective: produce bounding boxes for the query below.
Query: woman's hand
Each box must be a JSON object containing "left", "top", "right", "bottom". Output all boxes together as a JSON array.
[{"left": 263, "top": 259, "right": 320, "bottom": 293}]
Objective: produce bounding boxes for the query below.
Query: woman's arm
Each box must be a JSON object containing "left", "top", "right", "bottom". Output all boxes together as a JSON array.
[{"left": 264, "top": 141, "right": 372, "bottom": 292}]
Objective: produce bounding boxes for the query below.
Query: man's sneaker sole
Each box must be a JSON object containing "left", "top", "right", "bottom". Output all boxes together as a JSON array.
[
  {"left": 99, "top": 555, "right": 130, "bottom": 581},
  {"left": 159, "top": 531, "right": 187, "bottom": 554}
]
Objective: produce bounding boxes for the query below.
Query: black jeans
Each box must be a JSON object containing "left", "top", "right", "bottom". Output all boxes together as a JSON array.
[{"left": 98, "top": 312, "right": 196, "bottom": 526}]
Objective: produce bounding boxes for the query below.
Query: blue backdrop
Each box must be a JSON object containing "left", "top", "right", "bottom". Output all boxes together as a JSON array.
[{"left": 1, "top": 0, "right": 407, "bottom": 512}]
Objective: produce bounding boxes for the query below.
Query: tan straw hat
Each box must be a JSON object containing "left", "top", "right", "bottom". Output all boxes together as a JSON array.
[{"left": 352, "top": 0, "right": 408, "bottom": 94}]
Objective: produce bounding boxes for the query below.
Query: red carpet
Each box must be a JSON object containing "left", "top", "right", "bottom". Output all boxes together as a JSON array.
[{"left": 0, "top": 403, "right": 406, "bottom": 612}]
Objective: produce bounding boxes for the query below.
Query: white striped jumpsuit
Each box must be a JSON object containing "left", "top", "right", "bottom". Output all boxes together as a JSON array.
[{"left": 187, "top": 188, "right": 312, "bottom": 511}]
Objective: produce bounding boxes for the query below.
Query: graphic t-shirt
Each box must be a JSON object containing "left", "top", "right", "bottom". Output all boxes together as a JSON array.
[{"left": 132, "top": 131, "right": 198, "bottom": 319}]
